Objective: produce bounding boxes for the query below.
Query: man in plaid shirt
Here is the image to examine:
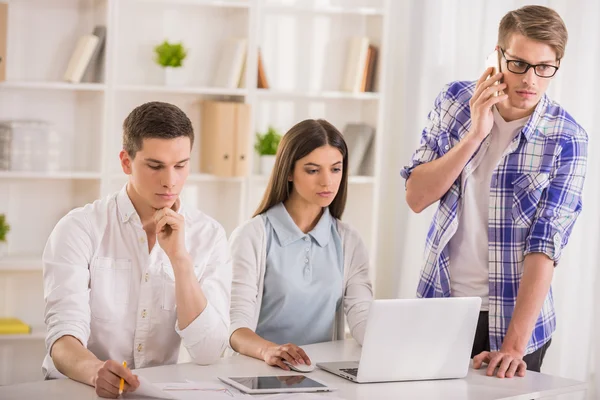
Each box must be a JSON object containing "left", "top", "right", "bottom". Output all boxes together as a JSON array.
[{"left": 401, "top": 6, "right": 587, "bottom": 378}]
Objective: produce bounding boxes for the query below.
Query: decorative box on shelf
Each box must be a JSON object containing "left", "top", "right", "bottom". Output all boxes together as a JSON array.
[{"left": 0, "top": 120, "right": 62, "bottom": 172}]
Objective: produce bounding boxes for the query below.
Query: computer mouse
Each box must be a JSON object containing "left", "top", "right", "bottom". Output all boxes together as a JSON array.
[{"left": 283, "top": 360, "right": 315, "bottom": 373}]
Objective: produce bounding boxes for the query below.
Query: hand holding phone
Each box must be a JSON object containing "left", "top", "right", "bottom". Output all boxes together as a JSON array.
[{"left": 485, "top": 50, "right": 503, "bottom": 96}]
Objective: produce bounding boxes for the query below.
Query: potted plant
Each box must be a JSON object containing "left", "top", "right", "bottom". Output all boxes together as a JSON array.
[
  {"left": 154, "top": 40, "right": 188, "bottom": 86},
  {"left": 0, "top": 214, "right": 10, "bottom": 259},
  {"left": 255, "top": 126, "right": 282, "bottom": 175}
]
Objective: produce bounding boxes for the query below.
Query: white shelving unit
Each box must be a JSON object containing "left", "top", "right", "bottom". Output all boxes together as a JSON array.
[{"left": 0, "top": 0, "right": 390, "bottom": 385}]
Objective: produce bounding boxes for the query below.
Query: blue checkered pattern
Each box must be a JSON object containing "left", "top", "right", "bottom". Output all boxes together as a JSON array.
[{"left": 401, "top": 80, "right": 588, "bottom": 354}]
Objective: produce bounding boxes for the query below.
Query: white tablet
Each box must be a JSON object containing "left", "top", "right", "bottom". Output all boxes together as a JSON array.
[{"left": 218, "top": 375, "right": 336, "bottom": 394}]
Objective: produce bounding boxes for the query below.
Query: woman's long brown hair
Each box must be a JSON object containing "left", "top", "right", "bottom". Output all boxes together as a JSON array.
[{"left": 253, "top": 119, "right": 349, "bottom": 219}]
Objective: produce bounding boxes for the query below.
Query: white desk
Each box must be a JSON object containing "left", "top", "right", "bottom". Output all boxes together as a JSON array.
[{"left": 0, "top": 340, "right": 587, "bottom": 400}]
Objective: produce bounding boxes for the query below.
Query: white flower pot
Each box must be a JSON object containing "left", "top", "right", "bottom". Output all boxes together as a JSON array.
[
  {"left": 0, "top": 242, "right": 7, "bottom": 259},
  {"left": 260, "top": 155, "right": 276, "bottom": 176},
  {"left": 164, "top": 67, "right": 185, "bottom": 86}
]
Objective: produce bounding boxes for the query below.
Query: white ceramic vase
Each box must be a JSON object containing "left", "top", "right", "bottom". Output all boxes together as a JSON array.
[
  {"left": 260, "top": 155, "right": 276, "bottom": 176},
  {"left": 164, "top": 67, "right": 185, "bottom": 86}
]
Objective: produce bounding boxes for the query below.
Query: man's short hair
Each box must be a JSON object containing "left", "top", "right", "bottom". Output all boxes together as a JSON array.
[
  {"left": 123, "top": 101, "right": 194, "bottom": 158},
  {"left": 499, "top": 5, "right": 568, "bottom": 60}
]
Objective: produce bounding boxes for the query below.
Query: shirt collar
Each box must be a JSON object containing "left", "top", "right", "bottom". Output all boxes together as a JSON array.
[
  {"left": 520, "top": 93, "right": 550, "bottom": 142},
  {"left": 309, "top": 207, "right": 332, "bottom": 247},
  {"left": 116, "top": 184, "right": 185, "bottom": 224},
  {"left": 117, "top": 185, "right": 138, "bottom": 223},
  {"left": 266, "top": 203, "right": 332, "bottom": 247}
]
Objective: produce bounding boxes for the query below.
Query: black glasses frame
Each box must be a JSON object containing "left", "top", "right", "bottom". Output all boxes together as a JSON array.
[{"left": 499, "top": 48, "right": 559, "bottom": 78}]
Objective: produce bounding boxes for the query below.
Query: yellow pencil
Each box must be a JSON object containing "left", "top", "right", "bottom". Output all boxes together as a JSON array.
[{"left": 118, "top": 361, "right": 127, "bottom": 395}]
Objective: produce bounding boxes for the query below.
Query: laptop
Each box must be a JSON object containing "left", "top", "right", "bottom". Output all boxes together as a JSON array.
[{"left": 317, "top": 297, "right": 481, "bottom": 383}]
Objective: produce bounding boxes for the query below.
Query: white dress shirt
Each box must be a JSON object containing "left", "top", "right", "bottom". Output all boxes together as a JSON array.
[{"left": 42, "top": 186, "right": 232, "bottom": 379}]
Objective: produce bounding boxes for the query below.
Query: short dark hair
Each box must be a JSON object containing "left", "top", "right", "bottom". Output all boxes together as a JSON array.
[{"left": 122, "top": 101, "right": 194, "bottom": 158}]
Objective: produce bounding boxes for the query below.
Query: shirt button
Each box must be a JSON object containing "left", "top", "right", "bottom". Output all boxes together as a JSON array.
[
  {"left": 144, "top": 272, "right": 149, "bottom": 282},
  {"left": 141, "top": 309, "right": 147, "bottom": 318},
  {"left": 304, "top": 236, "right": 309, "bottom": 242},
  {"left": 305, "top": 248, "right": 309, "bottom": 252},
  {"left": 444, "top": 145, "right": 449, "bottom": 150},
  {"left": 304, "top": 258, "right": 309, "bottom": 263},
  {"left": 137, "top": 344, "right": 143, "bottom": 352},
  {"left": 139, "top": 237, "right": 146, "bottom": 243}
]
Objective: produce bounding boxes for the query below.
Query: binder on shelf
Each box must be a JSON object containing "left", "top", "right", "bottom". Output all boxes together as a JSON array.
[
  {"left": 0, "top": 317, "right": 31, "bottom": 335},
  {"left": 200, "top": 101, "right": 251, "bottom": 178},
  {"left": 63, "top": 34, "right": 100, "bottom": 83},
  {"left": 0, "top": 2, "right": 8, "bottom": 82},
  {"left": 233, "top": 103, "right": 251, "bottom": 177},
  {"left": 342, "top": 123, "right": 375, "bottom": 176},
  {"left": 200, "top": 101, "right": 236, "bottom": 177},
  {"left": 213, "top": 38, "right": 247, "bottom": 89},
  {"left": 341, "top": 37, "right": 370, "bottom": 93}
]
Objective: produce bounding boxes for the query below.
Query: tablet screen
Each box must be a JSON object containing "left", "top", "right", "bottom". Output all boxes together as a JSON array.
[{"left": 229, "top": 375, "right": 327, "bottom": 390}]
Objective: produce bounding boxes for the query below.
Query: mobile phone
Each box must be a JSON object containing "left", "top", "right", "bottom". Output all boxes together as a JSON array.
[{"left": 485, "top": 49, "right": 503, "bottom": 96}]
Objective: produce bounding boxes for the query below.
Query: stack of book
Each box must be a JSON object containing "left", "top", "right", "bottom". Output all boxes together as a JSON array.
[
  {"left": 257, "top": 49, "right": 269, "bottom": 89},
  {"left": 0, "top": 317, "right": 31, "bottom": 335},
  {"left": 342, "top": 123, "right": 375, "bottom": 176},
  {"left": 341, "top": 36, "right": 378, "bottom": 93},
  {"left": 63, "top": 25, "right": 107, "bottom": 84},
  {"left": 213, "top": 38, "right": 247, "bottom": 89}
]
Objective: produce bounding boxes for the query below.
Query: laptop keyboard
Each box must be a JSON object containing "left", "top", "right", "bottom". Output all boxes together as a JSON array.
[{"left": 340, "top": 368, "right": 358, "bottom": 377}]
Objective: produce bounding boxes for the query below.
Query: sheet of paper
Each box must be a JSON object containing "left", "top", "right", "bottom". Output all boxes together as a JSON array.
[
  {"left": 254, "top": 394, "right": 346, "bottom": 400},
  {"left": 123, "top": 375, "right": 177, "bottom": 399},
  {"left": 154, "top": 380, "right": 248, "bottom": 400}
]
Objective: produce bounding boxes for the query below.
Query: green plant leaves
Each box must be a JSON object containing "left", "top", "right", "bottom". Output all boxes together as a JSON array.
[
  {"left": 254, "top": 126, "right": 282, "bottom": 156},
  {"left": 0, "top": 214, "right": 9, "bottom": 242},
  {"left": 154, "top": 40, "right": 188, "bottom": 68}
]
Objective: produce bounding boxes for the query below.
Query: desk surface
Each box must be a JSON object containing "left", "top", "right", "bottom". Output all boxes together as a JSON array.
[{"left": 0, "top": 340, "right": 587, "bottom": 400}]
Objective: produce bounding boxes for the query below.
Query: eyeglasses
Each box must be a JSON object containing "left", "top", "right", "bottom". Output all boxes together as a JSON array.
[{"left": 499, "top": 48, "right": 559, "bottom": 78}]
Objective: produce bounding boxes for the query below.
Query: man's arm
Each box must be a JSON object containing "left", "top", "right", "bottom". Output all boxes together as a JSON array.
[
  {"left": 51, "top": 336, "right": 103, "bottom": 386},
  {"left": 502, "top": 254, "right": 554, "bottom": 356},
  {"left": 171, "top": 254, "right": 208, "bottom": 330},
  {"left": 406, "top": 136, "right": 482, "bottom": 212},
  {"left": 51, "top": 336, "right": 138, "bottom": 398},
  {"left": 43, "top": 213, "right": 94, "bottom": 380},
  {"left": 404, "top": 70, "right": 507, "bottom": 213},
  {"left": 155, "top": 208, "right": 231, "bottom": 365},
  {"left": 474, "top": 133, "right": 587, "bottom": 378},
  {"left": 43, "top": 213, "right": 139, "bottom": 397}
]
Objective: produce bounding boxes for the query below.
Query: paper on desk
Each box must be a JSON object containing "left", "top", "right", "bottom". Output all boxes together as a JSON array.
[
  {"left": 255, "top": 394, "right": 346, "bottom": 400},
  {"left": 123, "top": 375, "right": 177, "bottom": 399},
  {"left": 154, "top": 380, "right": 248, "bottom": 399}
]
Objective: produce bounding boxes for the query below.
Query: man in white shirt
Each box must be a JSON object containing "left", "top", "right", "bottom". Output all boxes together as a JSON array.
[{"left": 42, "top": 101, "right": 232, "bottom": 398}]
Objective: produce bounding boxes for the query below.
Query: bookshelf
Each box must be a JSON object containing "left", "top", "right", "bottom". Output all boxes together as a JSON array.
[{"left": 0, "top": 0, "right": 391, "bottom": 384}]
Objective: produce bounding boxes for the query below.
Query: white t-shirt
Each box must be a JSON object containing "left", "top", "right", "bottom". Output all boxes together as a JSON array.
[{"left": 448, "top": 107, "right": 528, "bottom": 310}]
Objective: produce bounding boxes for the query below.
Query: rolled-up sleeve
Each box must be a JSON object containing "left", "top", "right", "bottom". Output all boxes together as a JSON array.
[
  {"left": 400, "top": 86, "right": 447, "bottom": 181},
  {"left": 177, "top": 227, "right": 231, "bottom": 365},
  {"left": 343, "top": 230, "right": 373, "bottom": 345},
  {"left": 524, "top": 134, "right": 588, "bottom": 264},
  {"left": 43, "top": 213, "right": 94, "bottom": 376}
]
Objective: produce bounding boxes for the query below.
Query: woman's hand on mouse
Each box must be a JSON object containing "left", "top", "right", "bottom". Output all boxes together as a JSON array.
[{"left": 260, "top": 343, "right": 311, "bottom": 370}]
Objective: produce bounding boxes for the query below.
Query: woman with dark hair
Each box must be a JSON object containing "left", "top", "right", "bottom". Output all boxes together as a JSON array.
[{"left": 228, "top": 119, "right": 373, "bottom": 370}]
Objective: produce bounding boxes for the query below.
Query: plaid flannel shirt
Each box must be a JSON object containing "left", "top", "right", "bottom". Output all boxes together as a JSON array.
[{"left": 401, "top": 81, "right": 587, "bottom": 354}]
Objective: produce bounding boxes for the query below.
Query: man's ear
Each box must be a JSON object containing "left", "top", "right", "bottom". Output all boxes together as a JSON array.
[{"left": 120, "top": 150, "right": 133, "bottom": 175}]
